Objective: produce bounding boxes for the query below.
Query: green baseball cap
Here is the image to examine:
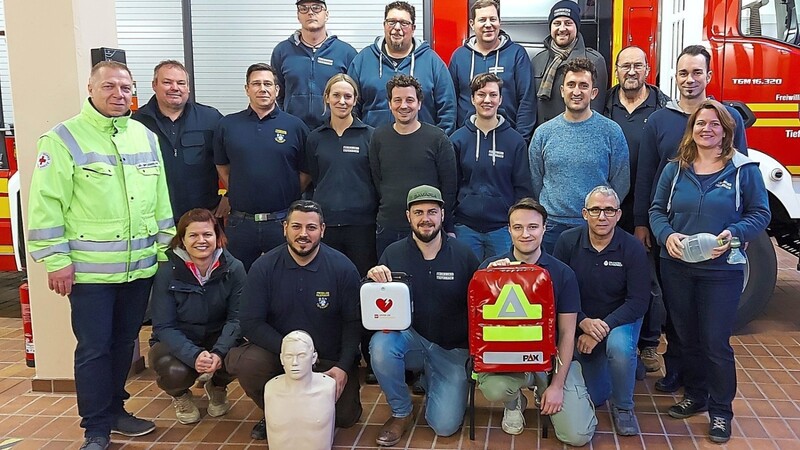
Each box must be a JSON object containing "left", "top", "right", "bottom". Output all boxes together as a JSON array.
[{"left": 407, "top": 185, "right": 444, "bottom": 207}]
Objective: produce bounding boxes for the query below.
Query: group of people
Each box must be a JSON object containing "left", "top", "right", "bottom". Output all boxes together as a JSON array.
[{"left": 25, "top": 0, "right": 771, "bottom": 449}]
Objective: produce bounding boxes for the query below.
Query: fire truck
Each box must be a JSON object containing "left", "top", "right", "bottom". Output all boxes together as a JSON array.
[{"left": 430, "top": 0, "right": 799, "bottom": 329}]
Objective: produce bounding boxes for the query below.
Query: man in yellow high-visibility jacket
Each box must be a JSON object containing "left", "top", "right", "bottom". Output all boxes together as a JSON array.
[{"left": 27, "top": 61, "right": 175, "bottom": 450}]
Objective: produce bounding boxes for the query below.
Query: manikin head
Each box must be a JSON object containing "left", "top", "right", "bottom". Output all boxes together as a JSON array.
[{"left": 280, "top": 330, "right": 318, "bottom": 381}]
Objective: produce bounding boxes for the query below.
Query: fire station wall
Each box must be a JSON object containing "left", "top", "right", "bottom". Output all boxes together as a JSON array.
[{"left": 5, "top": 0, "right": 119, "bottom": 381}]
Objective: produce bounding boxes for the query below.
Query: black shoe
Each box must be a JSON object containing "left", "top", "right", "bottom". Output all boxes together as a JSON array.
[
  {"left": 251, "top": 418, "right": 266, "bottom": 440},
  {"left": 111, "top": 412, "right": 155, "bottom": 437},
  {"left": 709, "top": 415, "right": 731, "bottom": 443},
  {"left": 365, "top": 367, "right": 378, "bottom": 385},
  {"left": 655, "top": 372, "right": 682, "bottom": 393},
  {"left": 668, "top": 397, "right": 708, "bottom": 419},
  {"left": 79, "top": 436, "right": 110, "bottom": 450}
]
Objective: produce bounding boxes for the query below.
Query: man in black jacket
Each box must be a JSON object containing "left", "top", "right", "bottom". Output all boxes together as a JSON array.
[{"left": 133, "top": 60, "right": 224, "bottom": 222}]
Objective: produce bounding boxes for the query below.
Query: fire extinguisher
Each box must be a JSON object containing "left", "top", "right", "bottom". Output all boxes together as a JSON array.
[{"left": 19, "top": 282, "right": 34, "bottom": 367}]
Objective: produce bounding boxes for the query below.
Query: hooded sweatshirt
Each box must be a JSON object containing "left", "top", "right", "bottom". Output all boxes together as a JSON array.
[
  {"left": 649, "top": 152, "right": 770, "bottom": 270},
  {"left": 348, "top": 37, "right": 457, "bottom": 135},
  {"left": 271, "top": 32, "right": 357, "bottom": 131},
  {"left": 448, "top": 32, "right": 536, "bottom": 141},
  {"left": 450, "top": 115, "right": 533, "bottom": 232},
  {"left": 634, "top": 100, "right": 748, "bottom": 228}
]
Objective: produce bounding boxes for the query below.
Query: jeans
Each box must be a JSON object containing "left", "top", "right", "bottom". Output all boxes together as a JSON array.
[
  {"left": 638, "top": 249, "right": 665, "bottom": 349},
  {"left": 660, "top": 259, "right": 742, "bottom": 420},
  {"left": 226, "top": 213, "right": 285, "bottom": 271},
  {"left": 454, "top": 223, "right": 511, "bottom": 261},
  {"left": 375, "top": 224, "right": 409, "bottom": 260},
  {"left": 148, "top": 341, "right": 234, "bottom": 397},
  {"left": 576, "top": 319, "right": 642, "bottom": 410},
  {"left": 69, "top": 278, "right": 152, "bottom": 438},
  {"left": 542, "top": 222, "right": 574, "bottom": 255},
  {"left": 323, "top": 224, "right": 377, "bottom": 277},
  {"left": 370, "top": 328, "right": 469, "bottom": 436}
]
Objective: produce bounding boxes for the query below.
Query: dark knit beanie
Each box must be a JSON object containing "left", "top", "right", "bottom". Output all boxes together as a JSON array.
[{"left": 549, "top": 1, "right": 581, "bottom": 28}]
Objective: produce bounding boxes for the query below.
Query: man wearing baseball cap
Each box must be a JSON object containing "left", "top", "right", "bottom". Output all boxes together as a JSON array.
[
  {"left": 365, "top": 185, "right": 479, "bottom": 446},
  {"left": 532, "top": 0, "right": 607, "bottom": 127}
]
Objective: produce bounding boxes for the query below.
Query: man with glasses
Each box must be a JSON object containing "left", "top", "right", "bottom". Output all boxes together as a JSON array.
[
  {"left": 348, "top": 1, "right": 457, "bottom": 135},
  {"left": 271, "top": 0, "right": 357, "bottom": 130},
  {"left": 225, "top": 200, "right": 362, "bottom": 440},
  {"left": 214, "top": 63, "right": 311, "bottom": 271},
  {"left": 553, "top": 185, "right": 649, "bottom": 436},
  {"left": 529, "top": 58, "right": 629, "bottom": 253},
  {"left": 602, "top": 46, "right": 669, "bottom": 376}
]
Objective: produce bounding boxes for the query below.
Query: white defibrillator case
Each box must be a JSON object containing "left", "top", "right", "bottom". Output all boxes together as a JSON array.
[{"left": 360, "top": 273, "right": 412, "bottom": 331}]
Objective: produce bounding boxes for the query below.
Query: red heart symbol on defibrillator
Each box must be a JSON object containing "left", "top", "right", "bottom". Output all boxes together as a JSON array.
[{"left": 376, "top": 298, "right": 393, "bottom": 313}]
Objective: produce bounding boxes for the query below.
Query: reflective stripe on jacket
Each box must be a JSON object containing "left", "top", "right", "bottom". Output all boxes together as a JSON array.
[{"left": 27, "top": 99, "right": 176, "bottom": 283}]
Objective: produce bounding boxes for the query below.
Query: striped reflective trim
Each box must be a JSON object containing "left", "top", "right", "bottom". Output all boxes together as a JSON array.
[
  {"left": 53, "top": 124, "right": 118, "bottom": 166},
  {"left": 157, "top": 218, "right": 175, "bottom": 230},
  {"left": 30, "top": 243, "right": 70, "bottom": 260},
  {"left": 120, "top": 151, "right": 159, "bottom": 166},
  {"left": 146, "top": 131, "right": 158, "bottom": 156},
  {"left": 28, "top": 226, "right": 66, "bottom": 241},
  {"left": 69, "top": 236, "right": 156, "bottom": 252},
  {"left": 156, "top": 232, "right": 173, "bottom": 245},
  {"left": 74, "top": 255, "right": 157, "bottom": 274},
  {"left": 131, "top": 255, "right": 158, "bottom": 271},
  {"left": 483, "top": 325, "right": 543, "bottom": 342}
]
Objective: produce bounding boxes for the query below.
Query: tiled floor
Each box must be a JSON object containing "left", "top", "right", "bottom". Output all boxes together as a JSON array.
[{"left": 0, "top": 246, "right": 799, "bottom": 449}]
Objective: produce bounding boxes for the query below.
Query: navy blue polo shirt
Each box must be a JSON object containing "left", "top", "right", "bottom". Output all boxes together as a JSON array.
[
  {"left": 214, "top": 106, "right": 309, "bottom": 214},
  {"left": 480, "top": 249, "right": 581, "bottom": 315},
  {"left": 552, "top": 225, "right": 649, "bottom": 330},
  {"left": 239, "top": 243, "right": 361, "bottom": 370},
  {"left": 608, "top": 88, "right": 660, "bottom": 187},
  {"left": 379, "top": 234, "right": 480, "bottom": 350}
]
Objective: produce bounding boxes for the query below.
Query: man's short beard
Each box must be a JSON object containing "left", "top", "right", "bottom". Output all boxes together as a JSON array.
[{"left": 412, "top": 226, "right": 440, "bottom": 243}]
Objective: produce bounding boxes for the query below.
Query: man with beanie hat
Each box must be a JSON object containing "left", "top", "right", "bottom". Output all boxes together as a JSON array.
[{"left": 532, "top": 0, "right": 607, "bottom": 127}]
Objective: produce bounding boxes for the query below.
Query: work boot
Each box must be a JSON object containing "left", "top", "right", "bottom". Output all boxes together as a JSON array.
[
  {"left": 376, "top": 415, "right": 413, "bottom": 447},
  {"left": 204, "top": 378, "right": 230, "bottom": 417},
  {"left": 172, "top": 391, "right": 200, "bottom": 424},
  {"left": 640, "top": 347, "right": 662, "bottom": 372},
  {"left": 111, "top": 411, "right": 156, "bottom": 436},
  {"left": 501, "top": 389, "right": 527, "bottom": 435}
]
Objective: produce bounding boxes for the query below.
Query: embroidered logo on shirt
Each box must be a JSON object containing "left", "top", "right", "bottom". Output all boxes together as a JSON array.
[
  {"left": 317, "top": 57, "right": 334, "bottom": 66},
  {"left": 716, "top": 180, "right": 732, "bottom": 190},
  {"left": 436, "top": 272, "right": 455, "bottom": 281},
  {"left": 603, "top": 260, "right": 623, "bottom": 267},
  {"left": 36, "top": 152, "right": 51, "bottom": 169},
  {"left": 342, "top": 145, "right": 360, "bottom": 153},
  {"left": 488, "top": 66, "right": 505, "bottom": 74},
  {"left": 488, "top": 150, "right": 505, "bottom": 159},
  {"left": 315, "top": 291, "right": 330, "bottom": 309},
  {"left": 275, "top": 129, "right": 287, "bottom": 144}
]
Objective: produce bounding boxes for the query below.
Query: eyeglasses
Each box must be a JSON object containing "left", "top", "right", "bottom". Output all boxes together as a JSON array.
[
  {"left": 297, "top": 4, "right": 325, "bottom": 13},
  {"left": 385, "top": 19, "right": 413, "bottom": 29},
  {"left": 616, "top": 63, "right": 647, "bottom": 72},
  {"left": 585, "top": 207, "right": 620, "bottom": 218}
]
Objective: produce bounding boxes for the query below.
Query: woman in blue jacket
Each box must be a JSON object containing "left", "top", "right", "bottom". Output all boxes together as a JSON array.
[
  {"left": 149, "top": 208, "right": 246, "bottom": 425},
  {"left": 649, "top": 100, "right": 770, "bottom": 444}
]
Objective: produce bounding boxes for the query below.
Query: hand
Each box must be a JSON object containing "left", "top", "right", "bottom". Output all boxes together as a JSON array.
[
  {"left": 576, "top": 334, "right": 600, "bottom": 354},
  {"left": 48, "top": 265, "right": 75, "bottom": 296},
  {"left": 195, "top": 350, "right": 215, "bottom": 373},
  {"left": 665, "top": 233, "right": 687, "bottom": 259},
  {"left": 323, "top": 366, "right": 348, "bottom": 400},
  {"left": 208, "top": 353, "right": 223, "bottom": 372},
  {"left": 487, "top": 258, "right": 512, "bottom": 268},
  {"left": 366, "top": 265, "right": 392, "bottom": 283},
  {"left": 711, "top": 230, "right": 732, "bottom": 259},
  {"left": 634, "top": 226, "right": 652, "bottom": 251},
  {"left": 540, "top": 384, "right": 564, "bottom": 415},
  {"left": 579, "top": 318, "right": 609, "bottom": 342},
  {"left": 213, "top": 196, "right": 231, "bottom": 218}
]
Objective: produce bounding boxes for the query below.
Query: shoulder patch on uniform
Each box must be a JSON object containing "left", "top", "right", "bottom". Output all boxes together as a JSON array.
[{"left": 36, "top": 152, "right": 51, "bottom": 169}]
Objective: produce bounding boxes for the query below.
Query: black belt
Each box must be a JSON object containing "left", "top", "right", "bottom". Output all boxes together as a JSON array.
[{"left": 230, "top": 210, "right": 287, "bottom": 222}]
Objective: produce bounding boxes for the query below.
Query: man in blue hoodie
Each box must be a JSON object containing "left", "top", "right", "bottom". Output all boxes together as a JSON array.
[
  {"left": 451, "top": 73, "right": 533, "bottom": 260},
  {"left": 271, "top": 0, "right": 357, "bottom": 131},
  {"left": 348, "top": 1, "right": 457, "bottom": 135},
  {"left": 448, "top": 0, "right": 536, "bottom": 141}
]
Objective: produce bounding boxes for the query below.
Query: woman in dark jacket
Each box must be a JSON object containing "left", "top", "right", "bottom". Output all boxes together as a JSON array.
[{"left": 148, "top": 208, "right": 246, "bottom": 424}]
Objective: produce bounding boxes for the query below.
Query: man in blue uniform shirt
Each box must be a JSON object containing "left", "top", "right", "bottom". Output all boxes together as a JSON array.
[
  {"left": 214, "top": 63, "right": 311, "bottom": 271},
  {"left": 553, "top": 186, "right": 649, "bottom": 436}
]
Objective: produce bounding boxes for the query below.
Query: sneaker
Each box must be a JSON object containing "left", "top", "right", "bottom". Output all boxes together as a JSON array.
[
  {"left": 79, "top": 436, "right": 110, "bottom": 450},
  {"left": 668, "top": 397, "right": 708, "bottom": 419},
  {"left": 611, "top": 405, "right": 640, "bottom": 436},
  {"left": 709, "top": 415, "right": 731, "bottom": 443},
  {"left": 172, "top": 391, "right": 200, "bottom": 424},
  {"left": 204, "top": 379, "right": 230, "bottom": 417},
  {"left": 111, "top": 412, "right": 156, "bottom": 436},
  {"left": 640, "top": 347, "right": 662, "bottom": 372},
  {"left": 251, "top": 417, "right": 267, "bottom": 440},
  {"left": 501, "top": 389, "right": 527, "bottom": 435}
]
